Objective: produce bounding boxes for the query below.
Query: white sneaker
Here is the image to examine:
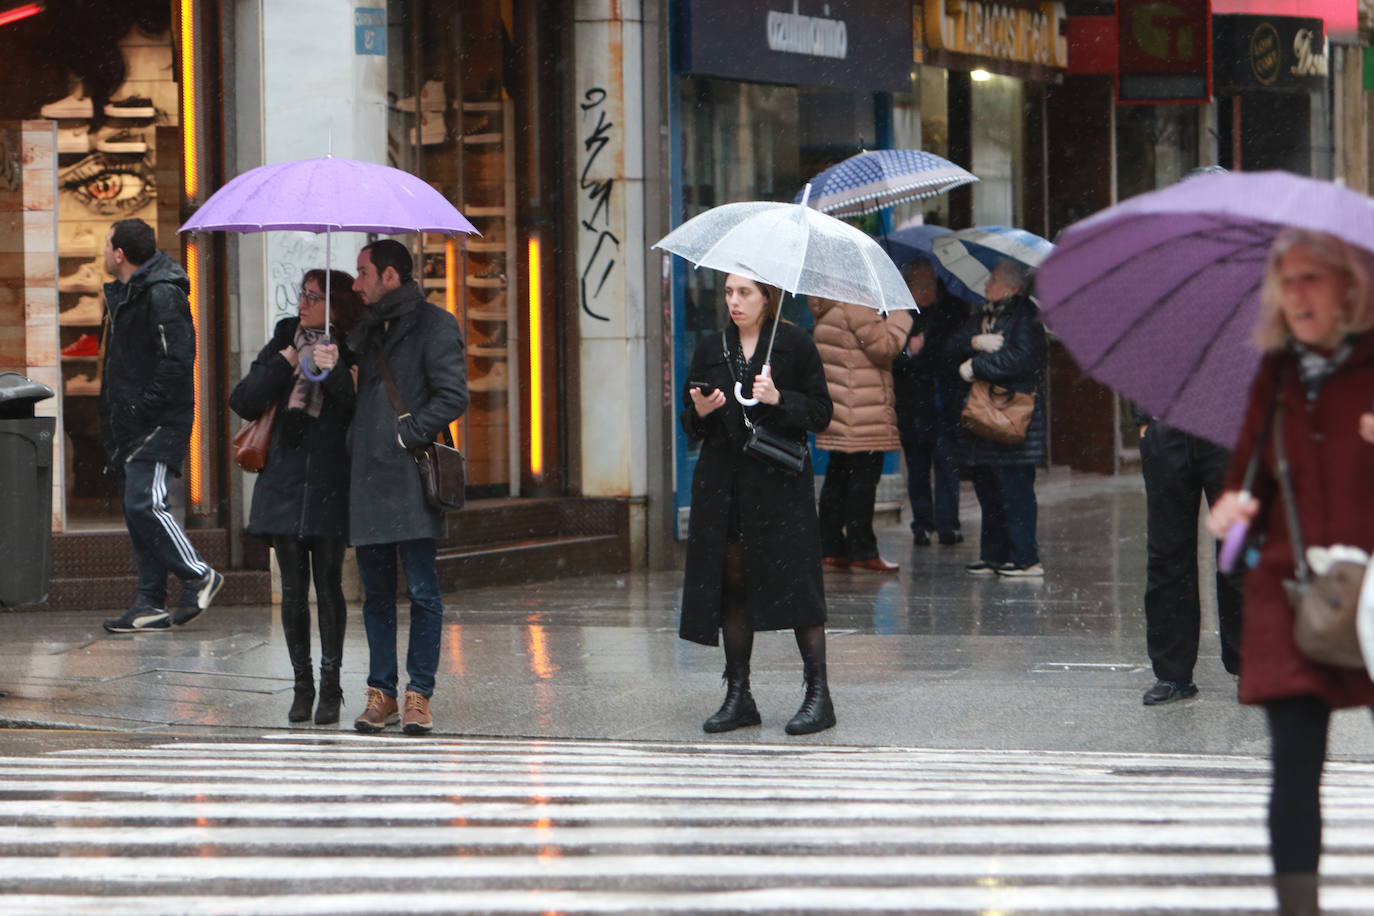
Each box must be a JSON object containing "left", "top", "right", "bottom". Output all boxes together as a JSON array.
[
  {"left": 408, "top": 113, "right": 446, "bottom": 145},
  {"left": 396, "top": 80, "right": 447, "bottom": 112},
  {"left": 41, "top": 90, "right": 93, "bottom": 119},
  {"left": 95, "top": 129, "right": 148, "bottom": 154},
  {"left": 60, "top": 294, "right": 104, "bottom": 325},
  {"left": 104, "top": 96, "right": 156, "bottom": 119},
  {"left": 468, "top": 361, "right": 508, "bottom": 392},
  {"left": 57, "top": 260, "right": 105, "bottom": 293},
  {"left": 56, "top": 126, "right": 91, "bottom": 154},
  {"left": 997, "top": 563, "right": 1045, "bottom": 578}
]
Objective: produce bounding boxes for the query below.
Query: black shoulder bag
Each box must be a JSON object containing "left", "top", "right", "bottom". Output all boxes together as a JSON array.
[
  {"left": 722, "top": 334, "right": 808, "bottom": 474},
  {"left": 374, "top": 348, "right": 466, "bottom": 511}
]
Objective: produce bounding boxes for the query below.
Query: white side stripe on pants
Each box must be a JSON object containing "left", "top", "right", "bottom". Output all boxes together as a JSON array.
[{"left": 150, "top": 460, "right": 207, "bottom": 576}]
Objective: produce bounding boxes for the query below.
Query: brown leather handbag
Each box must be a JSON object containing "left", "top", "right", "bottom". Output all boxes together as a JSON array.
[
  {"left": 231, "top": 400, "right": 277, "bottom": 473},
  {"left": 960, "top": 380, "right": 1034, "bottom": 446}
]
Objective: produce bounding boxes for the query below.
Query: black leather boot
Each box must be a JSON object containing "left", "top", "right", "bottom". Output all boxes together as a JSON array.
[
  {"left": 1274, "top": 873, "right": 1318, "bottom": 916},
  {"left": 703, "top": 666, "right": 761, "bottom": 733},
  {"left": 785, "top": 662, "right": 836, "bottom": 735},
  {"left": 315, "top": 666, "right": 343, "bottom": 725},
  {"left": 288, "top": 667, "right": 315, "bottom": 723}
]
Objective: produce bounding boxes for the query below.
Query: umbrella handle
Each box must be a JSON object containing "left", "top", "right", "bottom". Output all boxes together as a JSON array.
[
  {"left": 733, "top": 364, "right": 771, "bottom": 406},
  {"left": 300, "top": 336, "right": 332, "bottom": 382},
  {"left": 1218, "top": 491, "right": 1252, "bottom": 573}
]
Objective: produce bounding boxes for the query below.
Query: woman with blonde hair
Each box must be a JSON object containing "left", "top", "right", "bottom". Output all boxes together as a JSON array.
[{"left": 1208, "top": 227, "right": 1374, "bottom": 914}]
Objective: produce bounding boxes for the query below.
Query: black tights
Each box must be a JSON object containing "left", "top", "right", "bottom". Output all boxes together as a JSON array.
[
  {"left": 1262, "top": 695, "right": 1374, "bottom": 875},
  {"left": 273, "top": 535, "right": 348, "bottom": 673},
  {"left": 720, "top": 542, "right": 825, "bottom": 674}
]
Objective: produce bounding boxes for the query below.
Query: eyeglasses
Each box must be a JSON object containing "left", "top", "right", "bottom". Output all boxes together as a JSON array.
[{"left": 300, "top": 290, "right": 326, "bottom": 304}]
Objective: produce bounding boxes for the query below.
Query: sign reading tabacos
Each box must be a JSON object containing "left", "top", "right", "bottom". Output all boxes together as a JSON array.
[{"left": 924, "top": 0, "right": 1068, "bottom": 68}]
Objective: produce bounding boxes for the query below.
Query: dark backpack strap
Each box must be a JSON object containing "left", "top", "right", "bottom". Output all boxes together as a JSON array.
[{"left": 372, "top": 346, "right": 454, "bottom": 447}]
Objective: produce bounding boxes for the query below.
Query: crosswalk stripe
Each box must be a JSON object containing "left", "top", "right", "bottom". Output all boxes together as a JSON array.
[{"left": 1, "top": 735, "right": 1371, "bottom": 913}]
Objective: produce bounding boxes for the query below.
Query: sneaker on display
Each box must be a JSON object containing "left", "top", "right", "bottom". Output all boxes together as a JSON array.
[
  {"left": 41, "top": 90, "right": 93, "bottom": 119},
  {"left": 56, "top": 126, "right": 91, "bottom": 154},
  {"left": 468, "top": 361, "right": 508, "bottom": 392},
  {"left": 60, "top": 224, "right": 101, "bottom": 255},
  {"left": 95, "top": 129, "right": 147, "bottom": 154},
  {"left": 395, "top": 80, "right": 446, "bottom": 112},
  {"left": 60, "top": 294, "right": 104, "bottom": 325},
  {"left": 104, "top": 96, "right": 156, "bottom": 119},
  {"left": 408, "top": 113, "right": 446, "bottom": 146},
  {"left": 61, "top": 333, "right": 100, "bottom": 358},
  {"left": 58, "top": 259, "right": 105, "bottom": 293},
  {"left": 65, "top": 373, "right": 100, "bottom": 396}
]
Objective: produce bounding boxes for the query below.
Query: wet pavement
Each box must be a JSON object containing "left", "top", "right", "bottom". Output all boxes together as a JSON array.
[{"left": 4, "top": 467, "right": 1374, "bottom": 760}]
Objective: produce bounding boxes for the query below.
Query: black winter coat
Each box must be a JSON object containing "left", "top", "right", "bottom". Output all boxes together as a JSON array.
[
  {"left": 229, "top": 317, "right": 356, "bottom": 540},
  {"left": 893, "top": 285, "right": 970, "bottom": 440},
  {"left": 947, "top": 293, "right": 1048, "bottom": 467},
  {"left": 679, "top": 321, "right": 833, "bottom": 646},
  {"left": 347, "top": 282, "right": 468, "bottom": 546},
  {"left": 98, "top": 251, "right": 195, "bottom": 472}
]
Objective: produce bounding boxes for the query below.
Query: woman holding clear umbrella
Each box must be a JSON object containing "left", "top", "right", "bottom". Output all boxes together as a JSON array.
[
  {"left": 1207, "top": 228, "right": 1374, "bottom": 915},
  {"left": 230, "top": 269, "right": 363, "bottom": 725},
  {"left": 679, "top": 274, "right": 836, "bottom": 735}
]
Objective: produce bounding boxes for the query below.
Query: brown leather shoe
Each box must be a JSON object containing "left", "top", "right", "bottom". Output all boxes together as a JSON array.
[
  {"left": 354, "top": 686, "right": 399, "bottom": 733},
  {"left": 821, "top": 556, "right": 851, "bottom": 569},
  {"left": 402, "top": 690, "right": 433, "bottom": 735},
  {"left": 850, "top": 556, "right": 899, "bottom": 573}
]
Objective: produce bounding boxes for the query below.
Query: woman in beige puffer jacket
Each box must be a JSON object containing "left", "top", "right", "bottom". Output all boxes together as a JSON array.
[{"left": 809, "top": 297, "right": 914, "bottom": 572}]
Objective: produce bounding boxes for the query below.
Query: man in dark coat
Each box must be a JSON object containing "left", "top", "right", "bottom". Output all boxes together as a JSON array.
[
  {"left": 98, "top": 218, "right": 223, "bottom": 633},
  {"left": 347, "top": 239, "right": 467, "bottom": 736},
  {"left": 893, "top": 257, "right": 968, "bottom": 547}
]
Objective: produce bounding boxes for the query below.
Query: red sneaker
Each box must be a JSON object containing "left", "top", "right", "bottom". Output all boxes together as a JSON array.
[{"left": 61, "top": 333, "right": 100, "bottom": 357}]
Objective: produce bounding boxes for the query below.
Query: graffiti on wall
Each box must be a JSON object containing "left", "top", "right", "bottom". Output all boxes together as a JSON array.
[{"left": 578, "top": 86, "right": 618, "bottom": 323}]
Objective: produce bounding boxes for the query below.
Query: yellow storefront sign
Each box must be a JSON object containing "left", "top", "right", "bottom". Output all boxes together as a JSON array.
[{"left": 924, "top": 0, "right": 1068, "bottom": 68}]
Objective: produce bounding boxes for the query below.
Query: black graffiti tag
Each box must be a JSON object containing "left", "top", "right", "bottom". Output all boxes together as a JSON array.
[{"left": 579, "top": 87, "right": 618, "bottom": 323}]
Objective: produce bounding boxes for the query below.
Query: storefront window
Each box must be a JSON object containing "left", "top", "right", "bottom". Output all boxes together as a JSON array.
[
  {"left": 385, "top": 0, "right": 555, "bottom": 498},
  {"left": 891, "top": 65, "right": 950, "bottom": 229},
  {"left": 1116, "top": 105, "right": 1200, "bottom": 202},
  {"left": 970, "top": 74, "right": 1025, "bottom": 227}
]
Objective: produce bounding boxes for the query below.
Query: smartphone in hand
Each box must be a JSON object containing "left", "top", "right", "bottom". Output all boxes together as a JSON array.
[{"left": 687, "top": 380, "right": 716, "bottom": 396}]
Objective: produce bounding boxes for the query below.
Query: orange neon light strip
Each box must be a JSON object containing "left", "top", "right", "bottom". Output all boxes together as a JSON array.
[
  {"left": 185, "top": 240, "right": 203, "bottom": 505},
  {"left": 180, "top": 0, "right": 197, "bottom": 198},
  {"left": 446, "top": 237, "right": 461, "bottom": 446},
  {"left": 527, "top": 237, "right": 543, "bottom": 477}
]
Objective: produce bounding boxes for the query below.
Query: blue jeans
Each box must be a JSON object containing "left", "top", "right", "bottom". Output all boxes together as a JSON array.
[
  {"left": 355, "top": 539, "right": 444, "bottom": 698},
  {"left": 970, "top": 465, "right": 1039, "bottom": 568},
  {"left": 900, "top": 431, "right": 961, "bottom": 536}
]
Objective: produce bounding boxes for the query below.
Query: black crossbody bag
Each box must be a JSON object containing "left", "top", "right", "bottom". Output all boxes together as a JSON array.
[
  {"left": 374, "top": 347, "right": 466, "bottom": 511},
  {"left": 722, "top": 334, "right": 808, "bottom": 474}
]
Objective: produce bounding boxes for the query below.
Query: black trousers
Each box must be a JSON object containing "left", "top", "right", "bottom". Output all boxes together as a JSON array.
[
  {"left": 1265, "top": 697, "right": 1374, "bottom": 874},
  {"left": 818, "top": 450, "right": 885, "bottom": 561},
  {"left": 1140, "top": 423, "right": 1242, "bottom": 681},
  {"left": 273, "top": 535, "right": 348, "bottom": 673},
  {"left": 119, "top": 459, "right": 210, "bottom": 609}
]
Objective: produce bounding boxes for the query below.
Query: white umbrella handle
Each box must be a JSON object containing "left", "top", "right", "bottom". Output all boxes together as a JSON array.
[{"left": 733, "top": 364, "right": 770, "bottom": 406}]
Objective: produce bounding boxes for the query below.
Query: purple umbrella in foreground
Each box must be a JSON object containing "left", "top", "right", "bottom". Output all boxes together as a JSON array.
[
  {"left": 181, "top": 155, "right": 479, "bottom": 377},
  {"left": 1037, "top": 170, "right": 1374, "bottom": 570},
  {"left": 1037, "top": 170, "right": 1374, "bottom": 449}
]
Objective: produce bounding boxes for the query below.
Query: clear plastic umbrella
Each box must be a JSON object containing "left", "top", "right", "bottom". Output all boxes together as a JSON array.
[{"left": 653, "top": 185, "right": 917, "bottom": 404}]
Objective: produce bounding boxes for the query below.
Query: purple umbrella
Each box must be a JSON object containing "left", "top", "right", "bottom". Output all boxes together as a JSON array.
[
  {"left": 181, "top": 155, "right": 478, "bottom": 378},
  {"left": 1037, "top": 170, "right": 1374, "bottom": 449}
]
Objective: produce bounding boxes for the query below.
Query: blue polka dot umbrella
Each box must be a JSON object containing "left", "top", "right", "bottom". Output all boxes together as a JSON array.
[{"left": 796, "top": 149, "right": 979, "bottom": 218}]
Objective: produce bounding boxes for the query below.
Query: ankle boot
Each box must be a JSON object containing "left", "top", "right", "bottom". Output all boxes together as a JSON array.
[
  {"left": 315, "top": 666, "right": 343, "bottom": 725},
  {"left": 703, "top": 666, "right": 761, "bottom": 733},
  {"left": 288, "top": 667, "right": 315, "bottom": 723},
  {"left": 785, "top": 662, "right": 836, "bottom": 735},
  {"left": 1274, "top": 873, "right": 1319, "bottom": 916}
]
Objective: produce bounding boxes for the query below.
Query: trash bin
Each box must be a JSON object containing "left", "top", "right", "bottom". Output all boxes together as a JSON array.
[{"left": 0, "top": 371, "right": 56, "bottom": 607}]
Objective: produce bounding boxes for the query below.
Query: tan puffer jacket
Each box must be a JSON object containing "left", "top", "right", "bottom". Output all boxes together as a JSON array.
[{"left": 808, "top": 298, "right": 914, "bottom": 453}]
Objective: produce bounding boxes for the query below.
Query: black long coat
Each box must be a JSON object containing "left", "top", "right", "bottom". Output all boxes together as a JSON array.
[
  {"left": 679, "top": 320, "right": 833, "bottom": 646},
  {"left": 347, "top": 282, "right": 468, "bottom": 546},
  {"left": 947, "top": 293, "right": 1048, "bottom": 467},
  {"left": 229, "top": 317, "right": 356, "bottom": 540}
]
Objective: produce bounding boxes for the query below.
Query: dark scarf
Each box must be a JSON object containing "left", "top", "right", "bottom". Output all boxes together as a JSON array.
[
  {"left": 288, "top": 324, "right": 328, "bottom": 417},
  {"left": 1288, "top": 334, "right": 1356, "bottom": 401},
  {"left": 347, "top": 280, "right": 424, "bottom": 357}
]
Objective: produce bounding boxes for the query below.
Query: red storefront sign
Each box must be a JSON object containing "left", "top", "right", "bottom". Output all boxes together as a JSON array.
[{"left": 1117, "top": 0, "right": 1213, "bottom": 103}]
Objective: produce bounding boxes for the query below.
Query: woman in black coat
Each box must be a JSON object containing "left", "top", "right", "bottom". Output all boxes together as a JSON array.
[
  {"left": 680, "top": 274, "right": 835, "bottom": 735},
  {"left": 229, "top": 269, "right": 362, "bottom": 725},
  {"left": 948, "top": 259, "right": 1048, "bottom": 578}
]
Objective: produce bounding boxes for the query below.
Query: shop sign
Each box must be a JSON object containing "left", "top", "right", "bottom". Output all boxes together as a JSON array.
[
  {"left": 676, "top": 0, "right": 913, "bottom": 91},
  {"left": 354, "top": 7, "right": 385, "bottom": 56},
  {"left": 923, "top": 0, "right": 1069, "bottom": 69},
  {"left": 1117, "top": 0, "right": 1212, "bottom": 104},
  {"left": 1213, "top": 15, "right": 1327, "bottom": 91}
]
